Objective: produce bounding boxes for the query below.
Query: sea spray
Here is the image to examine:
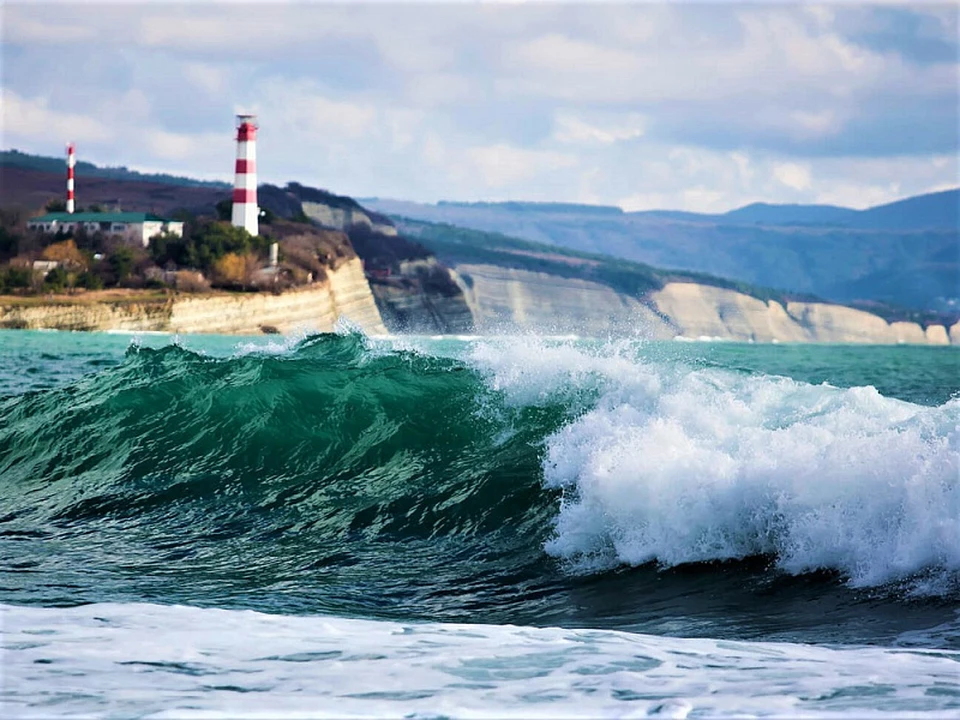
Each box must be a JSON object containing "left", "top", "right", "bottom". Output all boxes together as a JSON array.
[{"left": 467, "top": 337, "right": 960, "bottom": 592}]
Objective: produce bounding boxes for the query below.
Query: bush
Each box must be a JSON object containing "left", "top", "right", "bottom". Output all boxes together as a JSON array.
[
  {"left": 212, "top": 252, "right": 248, "bottom": 286},
  {"left": 41, "top": 239, "right": 88, "bottom": 270},
  {"left": 0, "top": 226, "right": 19, "bottom": 262},
  {"left": 215, "top": 199, "right": 232, "bottom": 222},
  {"left": 3, "top": 265, "right": 32, "bottom": 290},
  {"left": 42, "top": 265, "right": 69, "bottom": 292},
  {"left": 109, "top": 246, "right": 136, "bottom": 285},
  {"left": 76, "top": 271, "right": 104, "bottom": 290},
  {"left": 175, "top": 271, "right": 211, "bottom": 293},
  {"left": 150, "top": 219, "right": 269, "bottom": 274}
]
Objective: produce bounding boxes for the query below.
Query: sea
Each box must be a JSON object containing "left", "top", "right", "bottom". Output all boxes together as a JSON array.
[{"left": 1, "top": 328, "right": 958, "bottom": 718}]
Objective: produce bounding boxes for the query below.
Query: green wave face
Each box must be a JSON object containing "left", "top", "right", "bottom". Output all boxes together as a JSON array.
[
  {"left": 0, "top": 335, "right": 574, "bottom": 619},
  {"left": 3, "top": 333, "right": 957, "bottom": 646}
]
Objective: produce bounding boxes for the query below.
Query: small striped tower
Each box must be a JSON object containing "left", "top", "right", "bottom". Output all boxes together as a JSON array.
[
  {"left": 231, "top": 114, "right": 258, "bottom": 237},
  {"left": 66, "top": 143, "right": 76, "bottom": 214}
]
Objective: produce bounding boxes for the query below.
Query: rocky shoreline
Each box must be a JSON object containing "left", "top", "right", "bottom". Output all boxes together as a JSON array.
[
  {"left": 2, "top": 270, "right": 956, "bottom": 345},
  {"left": 0, "top": 257, "right": 386, "bottom": 336}
]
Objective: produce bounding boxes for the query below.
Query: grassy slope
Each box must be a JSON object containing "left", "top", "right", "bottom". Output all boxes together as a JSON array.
[
  {"left": 401, "top": 219, "right": 957, "bottom": 327},
  {"left": 400, "top": 219, "right": 820, "bottom": 304}
]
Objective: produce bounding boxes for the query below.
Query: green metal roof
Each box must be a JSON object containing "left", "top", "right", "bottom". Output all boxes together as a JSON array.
[{"left": 30, "top": 212, "right": 179, "bottom": 223}]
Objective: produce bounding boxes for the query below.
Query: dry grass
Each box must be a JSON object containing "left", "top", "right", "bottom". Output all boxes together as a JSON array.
[{"left": 0, "top": 288, "right": 220, "bottom": 307}]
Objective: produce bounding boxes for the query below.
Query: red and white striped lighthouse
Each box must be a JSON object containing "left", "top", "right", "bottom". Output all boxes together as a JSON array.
[
  {"left": 231, "top": 114, "right": 258, "bottom": 237},
  {"left": 66, "top": 143, "right": 76, "bottom": 214}
]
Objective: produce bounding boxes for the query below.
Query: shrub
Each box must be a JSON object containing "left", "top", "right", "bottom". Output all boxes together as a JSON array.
[
  {"left": 76, "top": 271, "right": 104, "bottom": 290},
  {"left": 42, "top": 265, "right": 69, "bottom": 292},
  {"left": 175, "top": 271, "right": 211, "bottom": 293},
  {"left": 3, "top": 265, "right": 32, "bottom": 289},
  {"left": 41, "top": 239, "right": 88, "bottom": 270},
  {"left": 109, "top": 246, "right": 136, "bottom": 285},
  {"left": 212, "top": 252, "right": 248, "bottom": 286}
]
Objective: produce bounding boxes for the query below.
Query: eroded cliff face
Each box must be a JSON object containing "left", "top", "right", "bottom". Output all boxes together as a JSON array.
[
  {"left": 368, "top": 258, "right": 473, "bottom": 334},
  {"left": 452, "top": 263, "right": 673, "bottom": 337},
  {"left": 301, "top": 201, "right": 397, "bottom": 237},
  {"left": 0, "top": 258, "right": 385, "bottom": 335},
  {"left": 3, "top": 267, "right": 955, "bottom": 345},
  {"left": 653, "top": 283, "right": 952, "bottom": 345},
  {"left": 445, "top": 269, "right": 956, "bottom": 345}
]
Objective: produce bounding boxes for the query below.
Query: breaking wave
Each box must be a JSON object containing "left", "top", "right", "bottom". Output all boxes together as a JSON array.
[{"left": 0, "top": 334, "right": 957, "bottom": 626}]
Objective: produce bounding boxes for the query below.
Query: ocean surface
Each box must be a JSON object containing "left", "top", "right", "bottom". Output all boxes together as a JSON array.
[{"left": 1, "top": 328, "right": 958, "bottom": 718}]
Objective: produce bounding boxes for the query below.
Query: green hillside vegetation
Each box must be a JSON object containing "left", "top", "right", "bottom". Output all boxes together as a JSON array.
[
  {"left": 364, "top": 196, "right": 959, "bottom": 314},
  {"left": 401, "top": 218, "right": 956, "bottom": 328},
  {"left": 0, "top": 204, "right": 351, "bottom": 295},
  {"left": 400, "top": 219, "right": 820, "bottom": 306}
]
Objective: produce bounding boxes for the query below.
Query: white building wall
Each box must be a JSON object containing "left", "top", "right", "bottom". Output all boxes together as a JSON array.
[{"left": 27, "top": 218, "right": 184, "bottom": 247}]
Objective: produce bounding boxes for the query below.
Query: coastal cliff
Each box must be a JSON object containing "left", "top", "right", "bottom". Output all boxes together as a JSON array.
[
  {"left": 368, "top": 258, "right": 474, "bottom": 334},
  {"left": 651, "top": 283, "right": 952, "bottom": 344},
  {"left": 0, "top": 257, "right": 386, "bottom": 335},
  {"left": 445, "top": 264, "right": 957, "bottom": 345},
  {"left": 4, "top": 153, "right": 954, "bottom": 345},
  {"left": 454, "top": 263, "right": 670, "bottom": 337}
]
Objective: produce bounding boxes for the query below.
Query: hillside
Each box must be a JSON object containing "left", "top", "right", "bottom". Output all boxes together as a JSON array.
[
  {"left": 0, "top": 152, "right": 472, "bottom": 335},
  {"left": 3, "top": 150, "right": 956, "bottom": 342},
  {"left": 364, "top": 191, "right": 960, "bottom": 312},
  {"left": 0, "top": 165, "right": 228, "bottom": 217}
]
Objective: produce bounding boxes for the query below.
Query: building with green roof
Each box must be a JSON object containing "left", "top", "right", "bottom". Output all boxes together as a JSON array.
[{"left": 27, "top": 212, "right": 184, "bottom": 247}]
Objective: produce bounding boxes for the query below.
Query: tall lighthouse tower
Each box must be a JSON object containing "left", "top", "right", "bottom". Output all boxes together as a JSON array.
[
  {"left": 66, "top": 143, "right": 76, "bottom": 214},
  {"left": 231, "top": 114, "right": 259, "bottom": 237}
]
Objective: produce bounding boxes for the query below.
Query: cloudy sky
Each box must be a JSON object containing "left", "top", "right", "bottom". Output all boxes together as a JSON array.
[{"left": 2, "top": 1, "right": 957, "bottom": 212}]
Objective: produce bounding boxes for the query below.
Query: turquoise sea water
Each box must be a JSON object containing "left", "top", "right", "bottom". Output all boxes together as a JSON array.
[{"left": 1, "top": 329, "right": 958, "bottom": 717}]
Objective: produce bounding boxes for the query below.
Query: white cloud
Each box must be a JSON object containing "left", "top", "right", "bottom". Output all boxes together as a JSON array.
[
  {"left": 461, "top": 144, "right": 578, "bottom": 188},
  {"left": 1, "top": 90, "right": 111, "bottom": 144},
  {"left": 774, "top": 162, "right": 813, "bottom": 191},
  {"left": 790, "top": 110, "right": 841, "bottom": 137},
  {"left": 553, "top": 113, "right": 645, "bottom": 146},
  {"left": 146, "top": 129, "right": 225, "bottom": 163},
  {"left": 259, "top": 82, "right": 377, "bottom": 141},
  {"left": 1, "top": 3, "right": 955, "bottom": 211},
  {"left": 514, "top": 34, "right": 638, "bottom": 75},
  {"left": 183, "top": 63, "right": 229, "bottom": 96}
]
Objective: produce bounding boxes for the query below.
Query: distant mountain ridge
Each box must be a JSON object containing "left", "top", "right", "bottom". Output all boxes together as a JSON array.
[
  {"left": 365, "top": 191, "right": 959, "bottom": 312},
  {"left": 634, "top": 189, "right": 958, "bottom": 231},
  {"left": 4, "top": 149, "right": 956, "bottom": 314},
  {"left": 416, "top": 189, "right": 959, "bottom": 231}
]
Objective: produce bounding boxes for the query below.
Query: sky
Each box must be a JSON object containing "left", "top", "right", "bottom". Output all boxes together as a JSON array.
[{"left": 2, "top": 1, "right": 958, "bottom": 212}]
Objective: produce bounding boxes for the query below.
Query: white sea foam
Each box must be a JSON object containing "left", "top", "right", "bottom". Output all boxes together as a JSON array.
[
  {"left": 3, "top": 602, "right": 959, "bottom": 718},
  {"left": 470, "top": 339, "right": 960, "bottom": 591}
]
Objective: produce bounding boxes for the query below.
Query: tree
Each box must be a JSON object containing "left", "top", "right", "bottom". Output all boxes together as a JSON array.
[
  {"left": 211, "top": 252, "right": 263, "bottom": 289},
  {"left": 41, "top": 239, "right": 88, "bottom": 271},
  {"left": 43, "top": 265, "right": 69, "bottom": 292},
  {"left": 3, "top": 264, "right": 31, "bottom": 290},
  {"left": 216, "top": 199, "right": 232, "bottom": 222},
  {"left": 109, "top": 246, "right": 135, "bottom": 285},
  {"left": 76, "top": 271, "right": 104, "bottom": 290},
  {"left": 45, "top": 198, "right": 67, "bottom": 212},
  {"left": 212, "top": 252, "right": 247, "bottom": 287},
  {"left": 0, "top": 226, "right": 18, "bottom": 262}
]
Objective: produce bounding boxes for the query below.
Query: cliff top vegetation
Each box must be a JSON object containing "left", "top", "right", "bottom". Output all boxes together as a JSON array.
[
  {"left": 400, "top": 219, "right": 956, "bottom": 328},
  {"left": 0, "top": 205, "right": 354, "bottom": 296}
]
